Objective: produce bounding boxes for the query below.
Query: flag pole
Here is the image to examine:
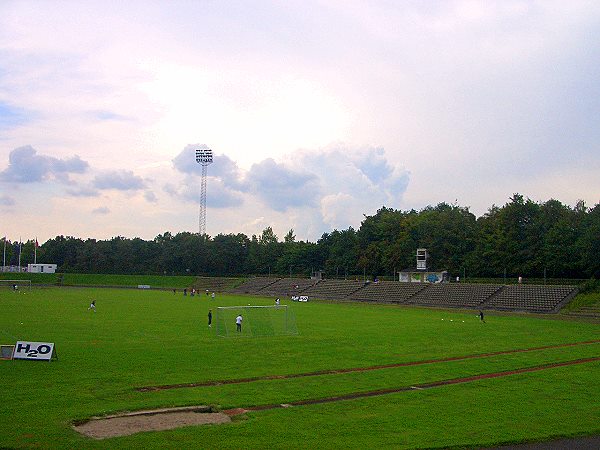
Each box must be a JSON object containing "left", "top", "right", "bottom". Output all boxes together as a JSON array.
[
  {"left": 2, "top": 237, "right": 5, "bottom": 273},
  {"left": 18, "top": 237, "right": 22, "bottom": 272},
  {"left": 34, "top": 237, "right": 38, "bottom": 264}
]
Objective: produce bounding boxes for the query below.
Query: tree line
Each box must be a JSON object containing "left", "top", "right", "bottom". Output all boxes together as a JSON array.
[{"left": 3, "top": 194, "right": 600, "bottom": 280}]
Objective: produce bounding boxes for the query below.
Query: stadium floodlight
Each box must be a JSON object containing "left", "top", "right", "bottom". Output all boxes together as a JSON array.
[
  {"left": 195, "top": 148, "right": 213, "bottom": 236},
  {"left": 214, "top": 305, "right": 298, "bottom": 337}
]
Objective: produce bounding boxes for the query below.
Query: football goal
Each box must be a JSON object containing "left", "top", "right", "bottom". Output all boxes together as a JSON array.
[
  {"left": 215, "top": 305, "right": 298, "bottom": 337},
  {"left": 0, "top": 279, "right": 31, "bottom": 290}
]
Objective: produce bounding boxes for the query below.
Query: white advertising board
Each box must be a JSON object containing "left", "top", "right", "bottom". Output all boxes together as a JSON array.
[{"left": 13, "top": 341, "right": 56, "bottom": 361}]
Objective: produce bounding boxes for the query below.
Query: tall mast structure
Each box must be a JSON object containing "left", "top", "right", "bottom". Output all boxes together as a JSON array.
[{"left": 195, "top": 148, "right": 213, "bottom": 236}]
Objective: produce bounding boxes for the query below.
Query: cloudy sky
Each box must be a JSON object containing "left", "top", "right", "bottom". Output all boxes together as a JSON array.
[{"left": 1, "top": 1, "right": 599, "bottom": 243}]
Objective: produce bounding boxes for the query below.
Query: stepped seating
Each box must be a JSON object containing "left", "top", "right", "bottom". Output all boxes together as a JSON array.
[
  {"left": 408, "top": 284, "right": 503, "bottom": 308},
  {"left": 303, "top": 279, "right": 365, "bottom": 300},
  {"left": 228, "top": 277, "right": 280, "bottom": 294},
  {"left": 349, "top": 282, "right": 428, "bottom": 304},
  {"left": 484, "top": 285, "right": 577, "bottom": 313},
  {"left": 229, "top": 276, "right": 580, "bottom": 314},
  {"left": 259, "top": 278, "right": 318, "bottom": 296},
  {"left": 191, "top": 277, "right": 241, "bottom": 293}
]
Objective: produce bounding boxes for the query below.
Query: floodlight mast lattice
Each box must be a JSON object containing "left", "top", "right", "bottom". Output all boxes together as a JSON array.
[{"left": 195, "top": 148, "right": 213, "bottom": 236}]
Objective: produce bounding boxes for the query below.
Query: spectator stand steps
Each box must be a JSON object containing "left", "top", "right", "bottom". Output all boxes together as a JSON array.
[
  {"left": 228, "top": 277, "right": 580, "bottom": 314},
  {"left": 482, "top": 285, "right": 578, "bottom": 313},
  {"left": 349, "top": 281, "right": 428, "bottom": 304},
  {"left": 408, "top": 284, "right": 503, "bottom": 309},
  {"left": 302, "top": 279, "right": 366, "bottom": 300},
  {"left": 228, "top": 277, "right": 281, "bottom": 295},
  {"left": 191, "top": 277, "right": 241, "bottom": 293},
  {"left": 259, "top": 278, "right": 318, "bottom": 297}
]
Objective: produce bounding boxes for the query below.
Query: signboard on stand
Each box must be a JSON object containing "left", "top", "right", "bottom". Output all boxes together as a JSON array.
[{"left": 12, "top": 341, "right": 57, "bottom": 361}]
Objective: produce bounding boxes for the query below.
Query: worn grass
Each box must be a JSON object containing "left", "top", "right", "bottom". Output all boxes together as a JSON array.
[{"left": 0, "top": 287, "right": 598, "bottom": 449}]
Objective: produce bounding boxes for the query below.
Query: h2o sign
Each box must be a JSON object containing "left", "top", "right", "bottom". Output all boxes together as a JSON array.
[{"left": 13, "top": 341, "right": 56, "bottom": 361}]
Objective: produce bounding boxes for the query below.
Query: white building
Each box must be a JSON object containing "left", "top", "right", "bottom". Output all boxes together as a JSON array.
[{"left": 27, "top": 264, "right": 57, "bottom": 273}]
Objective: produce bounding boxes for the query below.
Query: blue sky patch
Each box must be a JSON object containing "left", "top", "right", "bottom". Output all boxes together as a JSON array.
[{"left": 0, "top": 102, "right": 28, "bottom": 129}]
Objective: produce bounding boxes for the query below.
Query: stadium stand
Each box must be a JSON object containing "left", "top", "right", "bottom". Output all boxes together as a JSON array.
[
  {"left": 228, "top": 277, "right": 280, "bottom": 294},
  {"left": 408, "top": 283, "right": 503, "bottom": 308},
  {"left": 302, "top": 279, "right": 365, "bottom": 300},
  {"left": 191, "top": 276, "right": 241, "bottom": 293},
  {"left": 259, "top": 277, "right": 318, "bottom": 296},
  {"left": 349, "top": 281, "right": 428, "bottom": 304},
  {"left": 228, "top": 276, "right": 580, "bottom": 314},
  {"left": 483, "top": 285, "right": 578, "bottom": 313}
]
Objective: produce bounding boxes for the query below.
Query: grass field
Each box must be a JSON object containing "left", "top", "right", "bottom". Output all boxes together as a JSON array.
[{"left": 1, "top": 287, "right": 598, "bottom": 449}]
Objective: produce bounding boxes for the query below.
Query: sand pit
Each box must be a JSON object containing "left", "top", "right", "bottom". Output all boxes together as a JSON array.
[{"left": 73, "top": 406, "right": 231, "bottom": 439}]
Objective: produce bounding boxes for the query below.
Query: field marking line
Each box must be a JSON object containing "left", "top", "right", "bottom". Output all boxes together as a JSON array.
[
  {"left": 236, "top": 356, "right": 600, "bottom": 413},
  {"left": 135, "top": 339, "right": 600, "bottom": 392}
]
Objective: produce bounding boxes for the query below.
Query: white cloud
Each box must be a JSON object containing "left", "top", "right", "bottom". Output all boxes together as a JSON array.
[
  {"left": 320, "top": 193, "right": 357, "bottom": 230},
  {"left": 66, "top": 186, "right": 100, "bottom": 198},
  {"left": 92, "top": 170, "right": 146, "bottom": 191},
  {"left": 163, "top": 175, "right": 244, "bottom": 209},
  {"left": 1, "top": 1, "right": 599, "bottom": 242},
  {"left": 0, "top": 195, "right": 15, "bottom": 206},
  {"left": 92, "top": 206, "right": 110, "bottom": 215},
  {"left": 144, "top": 191, "right": 158, "bottom": 203},
  {"left": 246, "top": 158, "right": 320, "bottom": 212},
  {"left": 0, "top": 146, "right": 88, "bottom": 183}
]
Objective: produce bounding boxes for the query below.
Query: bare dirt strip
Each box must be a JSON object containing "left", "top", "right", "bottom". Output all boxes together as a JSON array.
[{"left": 136, "top": 339, "right": 600, "bottom": 392}]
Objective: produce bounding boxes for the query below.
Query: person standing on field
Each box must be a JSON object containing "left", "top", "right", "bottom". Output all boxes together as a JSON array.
[
  {"left": 479, "top": 310, "right": 485, "bottom": 323},
  {"left": 236, "top": 314, "right": 243, "bottom": 332},
  {"left": 208, "top": 310, "right": 212, "bottom": 328},
  {"left": 88, "top": 300, "right": 96, "bottom": 312}
]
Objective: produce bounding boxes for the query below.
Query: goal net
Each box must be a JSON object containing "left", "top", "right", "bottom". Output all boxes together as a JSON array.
[
  {"left": 0, "top": 279, "right": 32, "bottom": 290},
  {"left": 215, "top": 305, "right": 298, "bottom": 337}
]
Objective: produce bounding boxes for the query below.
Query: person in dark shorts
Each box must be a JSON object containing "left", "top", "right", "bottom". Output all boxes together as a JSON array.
[
  {"left": 479, "top": 310, "right": 485, "bottom": 323},
  {"left": 208, "top": 310, "right": 212, "bottom": 328},
  {"left": 236, "top": 314, "right": 243, "bottom": 332}
]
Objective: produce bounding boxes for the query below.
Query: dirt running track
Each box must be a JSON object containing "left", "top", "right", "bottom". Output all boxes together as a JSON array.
[
  {"left": 77, "top": 356, "right": 600, "bottom": 443},
  {"left": 136, "top": 340, "right": 600, "bottom": 392},
  {"left": 222, "top": 357, "right": 600, "bottom": 414}
]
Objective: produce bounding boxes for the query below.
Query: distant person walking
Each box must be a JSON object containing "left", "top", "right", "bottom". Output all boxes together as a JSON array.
[
  {"left": 236, "top": 314, "right": 243, "bottom": 332},
  {"left": 479, "top": 310, "right": 485, "bottom": 323},
  {"left": 88, "top": 300, "right": 96, "bottom": 312},
  {"left": 208, "top": 310, "right": 212, "bottom": 328}
]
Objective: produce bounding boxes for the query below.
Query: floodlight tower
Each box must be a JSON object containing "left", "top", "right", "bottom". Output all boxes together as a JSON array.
[{"left": 195, "top": 148, "right": 213, "bottom": 236}]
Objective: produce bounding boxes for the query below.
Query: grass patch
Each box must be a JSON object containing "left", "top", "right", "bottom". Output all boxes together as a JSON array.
[
  {"left": 1, "top": 288, "right": 598, "bottom": 448},
  {"left": 561, "top": 291, "right": 600, "bottom": 312}
]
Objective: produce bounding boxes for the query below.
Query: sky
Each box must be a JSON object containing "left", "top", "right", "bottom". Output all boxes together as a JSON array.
[{"left": 1, "top": 0, "right": 600, "bottom": 244}]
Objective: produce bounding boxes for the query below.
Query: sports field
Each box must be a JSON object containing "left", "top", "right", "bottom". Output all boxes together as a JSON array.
[{"left": 1, "top": 287, "right": 598, "bottom": 449}]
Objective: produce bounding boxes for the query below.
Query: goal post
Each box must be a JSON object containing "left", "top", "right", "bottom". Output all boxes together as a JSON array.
[
  {"left": 215, "top": 305, "right": 298, "bottom": 337},
  {"left": 0, "top": 280, "right": 32, "bottom": 290}
]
